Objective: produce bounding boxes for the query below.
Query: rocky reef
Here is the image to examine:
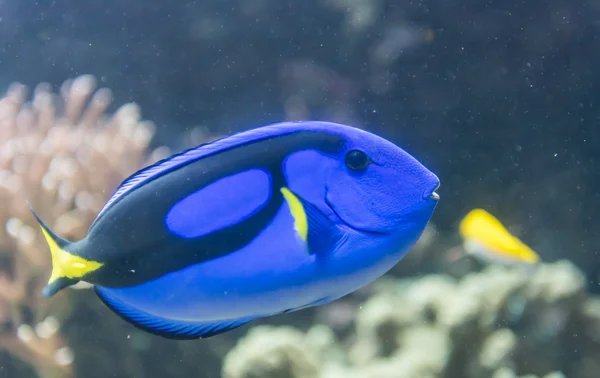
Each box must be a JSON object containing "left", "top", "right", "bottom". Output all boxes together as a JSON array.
[{"left": 223, "top": 260, "right": 600, "bottom": 378}]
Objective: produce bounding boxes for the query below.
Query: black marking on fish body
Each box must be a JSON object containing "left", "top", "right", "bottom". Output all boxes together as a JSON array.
[{"left": 84, "top": 130, "right": 344, "bottom": 287}]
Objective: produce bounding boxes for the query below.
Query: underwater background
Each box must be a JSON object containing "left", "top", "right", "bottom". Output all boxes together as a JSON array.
[{"left": 0, "top": 0, "right": 597, "bottom": 377}]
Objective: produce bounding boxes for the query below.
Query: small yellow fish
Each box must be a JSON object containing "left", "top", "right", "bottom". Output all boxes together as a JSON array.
[{"left": 458, "top": 208, "right": 540, "bottom": 265}]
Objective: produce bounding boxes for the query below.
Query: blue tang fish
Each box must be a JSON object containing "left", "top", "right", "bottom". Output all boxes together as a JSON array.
[{"left": 29, "top": 121, "right": 440, "bottom": 340}]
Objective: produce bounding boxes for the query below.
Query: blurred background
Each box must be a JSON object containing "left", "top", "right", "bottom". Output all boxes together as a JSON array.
[{"left": 0, "top": 0, "right": 598, "bottom": 377}]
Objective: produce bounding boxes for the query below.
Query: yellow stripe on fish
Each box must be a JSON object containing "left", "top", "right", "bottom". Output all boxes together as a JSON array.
[
  {"left": 280, "top": 187, "right": 308, "bottom": 242},
  {"left": 458, "top": 208, "right": 540, "bottom": 264}
]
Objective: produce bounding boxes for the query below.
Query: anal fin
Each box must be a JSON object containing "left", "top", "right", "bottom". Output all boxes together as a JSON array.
[{"left": 94, "top": 287, "right": 256, "bottom": 340}]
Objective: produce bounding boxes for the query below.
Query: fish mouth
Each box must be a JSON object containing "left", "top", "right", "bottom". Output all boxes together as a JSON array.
[{"left": 425, "top": 182, "right": 441, "bottom": 201}]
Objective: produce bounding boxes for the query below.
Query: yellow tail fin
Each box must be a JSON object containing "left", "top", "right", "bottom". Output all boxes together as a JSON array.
[{"left": 27, "top": 202, "right": 103, "bottom": 297}]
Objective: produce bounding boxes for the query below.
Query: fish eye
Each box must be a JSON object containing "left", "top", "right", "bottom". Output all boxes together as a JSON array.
[{"left": 345, "top": 149, "right": 370, "bottom": 171}]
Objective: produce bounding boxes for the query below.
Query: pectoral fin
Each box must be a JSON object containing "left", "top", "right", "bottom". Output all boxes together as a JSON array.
[{"left": 280, "top": 187, "right": 345, "bottom": 255}]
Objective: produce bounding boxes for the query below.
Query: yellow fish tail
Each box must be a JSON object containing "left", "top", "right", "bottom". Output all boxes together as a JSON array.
[{"left": 27, "top": 202, "right": 103, "bottom": 297}]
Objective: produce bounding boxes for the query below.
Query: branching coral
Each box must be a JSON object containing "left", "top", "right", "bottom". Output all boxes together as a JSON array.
[
  {"left": 223, "top": 260, "right": 598, "bottom": 378},
  {"left": 0, "top": 75, "right": 156, "bottom": 378}
]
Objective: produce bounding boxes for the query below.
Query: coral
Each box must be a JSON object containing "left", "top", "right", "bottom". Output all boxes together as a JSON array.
[
  {"left": 0, "top": 75, "right": 156, "bottom": 378},
  {"left": 223, "top": 260, "right": 598, "bottom": 378},
  {"left": 222, "top": 325, "right": 327, "bottom": 378}
]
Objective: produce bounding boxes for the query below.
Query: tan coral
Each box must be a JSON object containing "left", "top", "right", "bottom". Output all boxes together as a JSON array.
[
  {"left": 222, "top": 325, "right": 323, "bottom": 378},
  {"left": 255, "top": 260, "right": 593, "bottom": 378},
  {"left": 0, "top": 75, "right": 156, "bottom": 378},
  {"left": 477, "top": 328, "right": 518, "bottom": 375}
]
